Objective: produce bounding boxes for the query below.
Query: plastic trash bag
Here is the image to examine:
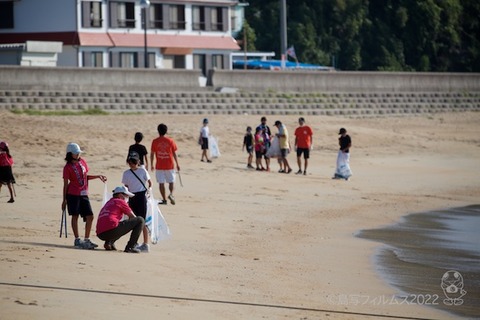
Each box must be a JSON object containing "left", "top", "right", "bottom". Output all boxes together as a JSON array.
[{"left": 145, "top": 189, "right": 171, "bottom": 244}]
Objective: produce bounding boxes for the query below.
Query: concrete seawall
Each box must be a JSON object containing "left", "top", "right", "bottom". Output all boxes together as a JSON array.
[
  {"left": 209, "top": 69, "right": 480, "bottom": 92},
  {"left": 0, "top": 66, "right": 202, "bottom": 91},
  {"left": 1, "top": 66, "right": 480, "bottom": 93}
]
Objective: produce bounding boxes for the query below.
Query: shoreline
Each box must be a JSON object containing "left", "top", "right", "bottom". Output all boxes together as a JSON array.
[{"left": 357, "top": 205, "right": 480, "bottom": 319}]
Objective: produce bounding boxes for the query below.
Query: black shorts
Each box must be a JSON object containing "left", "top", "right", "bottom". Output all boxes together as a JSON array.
[
  {"left": 296, "top": 148, "right": 310, "bottom": 159},
  {"left": 255, "top": 150, "right": 263, "bottom": 159},
  {"left": 66, "top": 194, "right": 93, "bottom": 221},
  {"left": 201, "top": 137, "right": 209, "bottom": 150},
  {"left": 129, "top": 191, "right": 147, "bottom": 219}
]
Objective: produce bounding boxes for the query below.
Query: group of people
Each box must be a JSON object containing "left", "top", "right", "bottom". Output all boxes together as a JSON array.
[
  {"left": 242, "top": 116, "right": 352, "bottom": 179},
  {"left": 62, "top": 122, "right": 180, "bottom": 253},
  {"left": 242, "top": 116, "right": 315, "bottom": 175}
]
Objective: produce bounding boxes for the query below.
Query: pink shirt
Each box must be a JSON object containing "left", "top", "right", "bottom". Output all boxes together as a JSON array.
[
  {"left": 63, "top": 158, "right": 89, "bottom": 196},
  {"left": 0, "top": 152, "right": 14, "bottom": 167},
  {"left": 96, "top": 198, "right": 132, "bottom": 234}
]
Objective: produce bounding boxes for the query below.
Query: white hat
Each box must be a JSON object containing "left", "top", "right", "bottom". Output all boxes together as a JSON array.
[
  {"left": 112, "top": 186, "right": 134, "bottom": 197},
  {"left": 66, "top": 143, "right": 83, "bottom": 154}
]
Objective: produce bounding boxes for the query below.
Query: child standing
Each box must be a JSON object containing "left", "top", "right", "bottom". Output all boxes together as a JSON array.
[
  {"left": 199, "top": 118, "right": 211, "bottom": 163},
  {"left": 122, "top": 152, "right": 152, "bottom": 253},
  {"left": 242, "top": 126, "right": 254, "bottom": 169},
  {"left": 127, "top": 132, "right": 149, "bottom": 169},
  {"left": 62, "top": 142, "right": 107, "bottom": 249},
  {"left": 0, "top": 141, "right": 15, "bottom": 203},
  {"left": 254, "top": 127, "right": 266, "bottom": 171}
]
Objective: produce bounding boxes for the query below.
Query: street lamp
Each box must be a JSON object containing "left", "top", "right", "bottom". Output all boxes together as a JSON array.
[{"left": 140, "top": 0, "right": 150, "bottom": 68}]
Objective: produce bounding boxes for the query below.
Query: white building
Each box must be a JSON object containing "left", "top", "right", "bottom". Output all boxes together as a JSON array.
[{"left": 0, "top": 0, "right": 243, "bottom": 74}]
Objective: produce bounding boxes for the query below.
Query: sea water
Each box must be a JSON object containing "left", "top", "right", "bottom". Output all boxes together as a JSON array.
[{"left": 357, "top": 205, "right": 480, "bottom": 318}]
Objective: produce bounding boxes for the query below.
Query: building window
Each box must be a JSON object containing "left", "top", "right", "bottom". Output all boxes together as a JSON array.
[
  {"left": 210, "top": 7, "right": 223, "bottom": 31},
  {"left": 110, "top": 1, "right": 135, "bottom": 28},
  {"left": 120, "top": 52, "right": 138, "bottom": 68},
  {"left": 194, "top": 54, "right": 206, "bottom": 76},
  {"left": 0, "top": 1, "right": 14, "bottom": 29},
  {"left": 83, "top": 52, "right": 103, "bottom": 67},
  {"left": 169, "top": 5, "right": 185, "bottom": 30},
  {"left": 212, "top": 54, "right": 224, "bottom": 69},
  {"left": 192, "top": 6, "right": 205, "bottom": 31},
  {"left": 149, "top": 3, "right": 163, "bottom": 29},
  {"left": 82, "top": 1, "right": 103, "bottom": 28}
]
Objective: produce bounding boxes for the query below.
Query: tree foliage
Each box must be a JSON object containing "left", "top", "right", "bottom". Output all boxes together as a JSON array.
[{"left": 243, "top": 0, "right": 480, "bottom": 71}]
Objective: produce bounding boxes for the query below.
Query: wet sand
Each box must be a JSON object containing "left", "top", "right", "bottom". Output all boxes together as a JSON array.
[{"left": 357, "top": 205, "right": 480, "bottom": 319}]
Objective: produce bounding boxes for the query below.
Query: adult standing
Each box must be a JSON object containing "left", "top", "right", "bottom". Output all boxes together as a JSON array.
[
  {"left": 294, "top": 117, "right": 313, "bottom": 175},
  {"left": 62, "top": 142, "right": 107, "bottom": 249},
  {"left": 150, "top": 123, "right": 180, "bottom": 205},
  {"left": 256, "top": 116, "right": 272, "bottom": 171},
  {"left": 274, "top": 120, "right": 292, "bottom": 174},
  {"left": 96, "top": 186, "right": 145, "bottom": 253},
  {"left": 333, "top": 128, "right": 352, "bottom": 180}
]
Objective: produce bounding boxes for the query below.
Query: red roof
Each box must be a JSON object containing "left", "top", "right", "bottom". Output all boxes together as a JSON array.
[{"left": 0, "top": 32, "right": 240, "bottom": 50}]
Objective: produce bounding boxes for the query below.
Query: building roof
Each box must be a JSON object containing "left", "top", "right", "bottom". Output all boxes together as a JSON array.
[{"left": 0, "top": 32, "right": 240, "bottom": 51}]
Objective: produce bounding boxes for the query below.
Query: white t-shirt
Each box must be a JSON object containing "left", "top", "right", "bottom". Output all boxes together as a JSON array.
[
  {"left": 200, "top": 126, "right": 209, "bottom": 138},
  {"left": 122, "top": 167, "right": 150, "bottom": 193}
]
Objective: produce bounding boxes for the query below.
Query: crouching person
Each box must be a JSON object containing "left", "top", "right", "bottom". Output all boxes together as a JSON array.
[{"left": 96, "top": 186, "right": 145, "bottom": 253}]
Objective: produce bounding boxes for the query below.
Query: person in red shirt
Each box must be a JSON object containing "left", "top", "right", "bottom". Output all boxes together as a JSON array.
[
  {"left": 62, "top": 143, "right": 107, "bottom": 249},
  {"left": 96, "top": 186, "right": 145, "bottom": 253},
  {"left": 0, "top": 141, "right": 15, "bottom": 203},
  {"left": 150, "top": 123, "right": 180, "bottom": 205},
  {"left": 294, "top": 117, "right": 314, "bottom": 175}
]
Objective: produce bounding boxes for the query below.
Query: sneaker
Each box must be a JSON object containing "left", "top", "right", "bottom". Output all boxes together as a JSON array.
[
  {"left": 104, "top": 241, "right": 117, "bottom": 251},
  {"left": 124, "top": 246, "right": 141, "bottom": 253},
  {"left": 84, "top": 238, "right": 98, "bottom": 248},
  {"left": 168, "top": 194, "right": 176, "bottom": 205},
  {"left": 295, "top": 170, "right": 303, "bottom": 175},
  {"left": 136, "top": 243, "right": 150, "bottom": 253},
  {"left": 158, "top": 200, "right": 167, "bottom": 205},
  {"left": 82, "top": 239, "right": 98, "bottom": 249},
  {"left": 74, "top": 238, "right": 84, "bottom": 248}
]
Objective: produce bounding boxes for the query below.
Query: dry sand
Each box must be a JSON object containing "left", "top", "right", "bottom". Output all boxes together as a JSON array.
[{"left": 1, "top": 110, "right": 479, "bottom": 319}]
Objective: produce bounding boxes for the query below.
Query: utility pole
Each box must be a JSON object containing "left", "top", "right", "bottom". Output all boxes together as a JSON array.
[{"left": 280, "top": 0, "right": 287, "bottom": 68}]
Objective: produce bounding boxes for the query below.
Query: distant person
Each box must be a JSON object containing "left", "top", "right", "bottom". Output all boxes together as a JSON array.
[
  {"left": 294, "top": 117, "right": 313, "bottom": 175},
  {"left": 127, "top": 132, "right": 149, "bottom": 169},
  {"left": 333, "top": 128, "right": 352, "bottom": 180},
  {"left": 0, "top": 141, "right": 15, "bottom": 203},
  {"left": 254, "top": 127, "right": 266, "bottom": 171},
  {"left": 96, "top": 186, "right": 145, "bottom": 253},
  {"left": 151, "top": 123, "right": 180, "bottom": 205},
  {"left": 274, "top": 120, "right": 292, "bottom": 174},
  {"left": 242, "top": 126, "right": 254, "bottom": 169},
  {"left": 199, "top": 118, "right": 212, "bottom": 163},
  {"left": 62, "top": 142, "right": 107, "bottom": 249},
  {"left": 256, "top": 116, "right": 272, "bottom": 171},
  {"left": 122, "top": 152, "right": 152, "bottom": 253}
]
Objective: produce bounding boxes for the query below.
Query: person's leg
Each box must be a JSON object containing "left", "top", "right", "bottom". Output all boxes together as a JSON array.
[
  {"left": 7, "top": 183, "right": 14, "bottom": 202},
  {"left": 85, "top": 215, "right": 93, "bottom": 239},
  {"left": 124, "top": 217, "right": 145, "bottom": 250},
  {"left": 159, "top": 183, "right": 166, "bottom": 202},
  {"left": 71, "top": 215, "right": 80, "bottom": 238}
]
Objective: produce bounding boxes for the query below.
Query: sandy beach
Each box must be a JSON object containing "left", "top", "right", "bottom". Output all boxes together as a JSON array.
[{"left": 1, "top": 110, "right": 479, "bottom": 319}]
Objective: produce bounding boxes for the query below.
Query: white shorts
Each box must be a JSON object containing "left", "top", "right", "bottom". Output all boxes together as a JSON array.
[{"left": 155, "top": 169, "right": 176, "bottom": 184}]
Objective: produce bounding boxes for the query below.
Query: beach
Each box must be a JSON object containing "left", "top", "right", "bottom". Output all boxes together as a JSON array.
[{"left": 0, "top": 110, "right": 479, "bottom": 319}]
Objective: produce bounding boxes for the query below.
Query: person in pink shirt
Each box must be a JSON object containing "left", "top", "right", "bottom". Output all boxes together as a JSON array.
[
  {"left": 0, "top": 141, "right": 15, "bottom": 203},
  {"left": 62, "top": 143, "right": 107, "bottom": 250},
  {"left": 96, "top": 186, "right": 145, "bottom": 253}
]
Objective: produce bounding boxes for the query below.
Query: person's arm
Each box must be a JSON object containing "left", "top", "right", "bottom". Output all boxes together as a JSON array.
[
  {"left": 144, "top": 153, "right": 149, "bottom": 170},
  {"left": 87, "top": 174, "right": 107, "bottom": 182},
  {"left": 173, "top": 152, "right": 180, "bottom": 171},
  {"left": 125, "top": 209, "right": 137, "bottom": 219},
  {"left": 150, "top": 151, "right": 155, "bottom": 171}
]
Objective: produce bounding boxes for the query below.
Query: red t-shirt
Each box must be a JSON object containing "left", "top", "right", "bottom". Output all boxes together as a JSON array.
[
  {"left": 151, "top": 136, "right": 177, "bottom": 170},
  {"left": 96, "top": 198, "right": 132, "bottom": 234},
  {"left": 0, "top": 152, "right": 14, "bottom": 167},
  {"left": 63, "top": 158, "right": 89, "bottom": 196},
  {"left": 294, "top": 125, "right": 313, "bottom": 149}
]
